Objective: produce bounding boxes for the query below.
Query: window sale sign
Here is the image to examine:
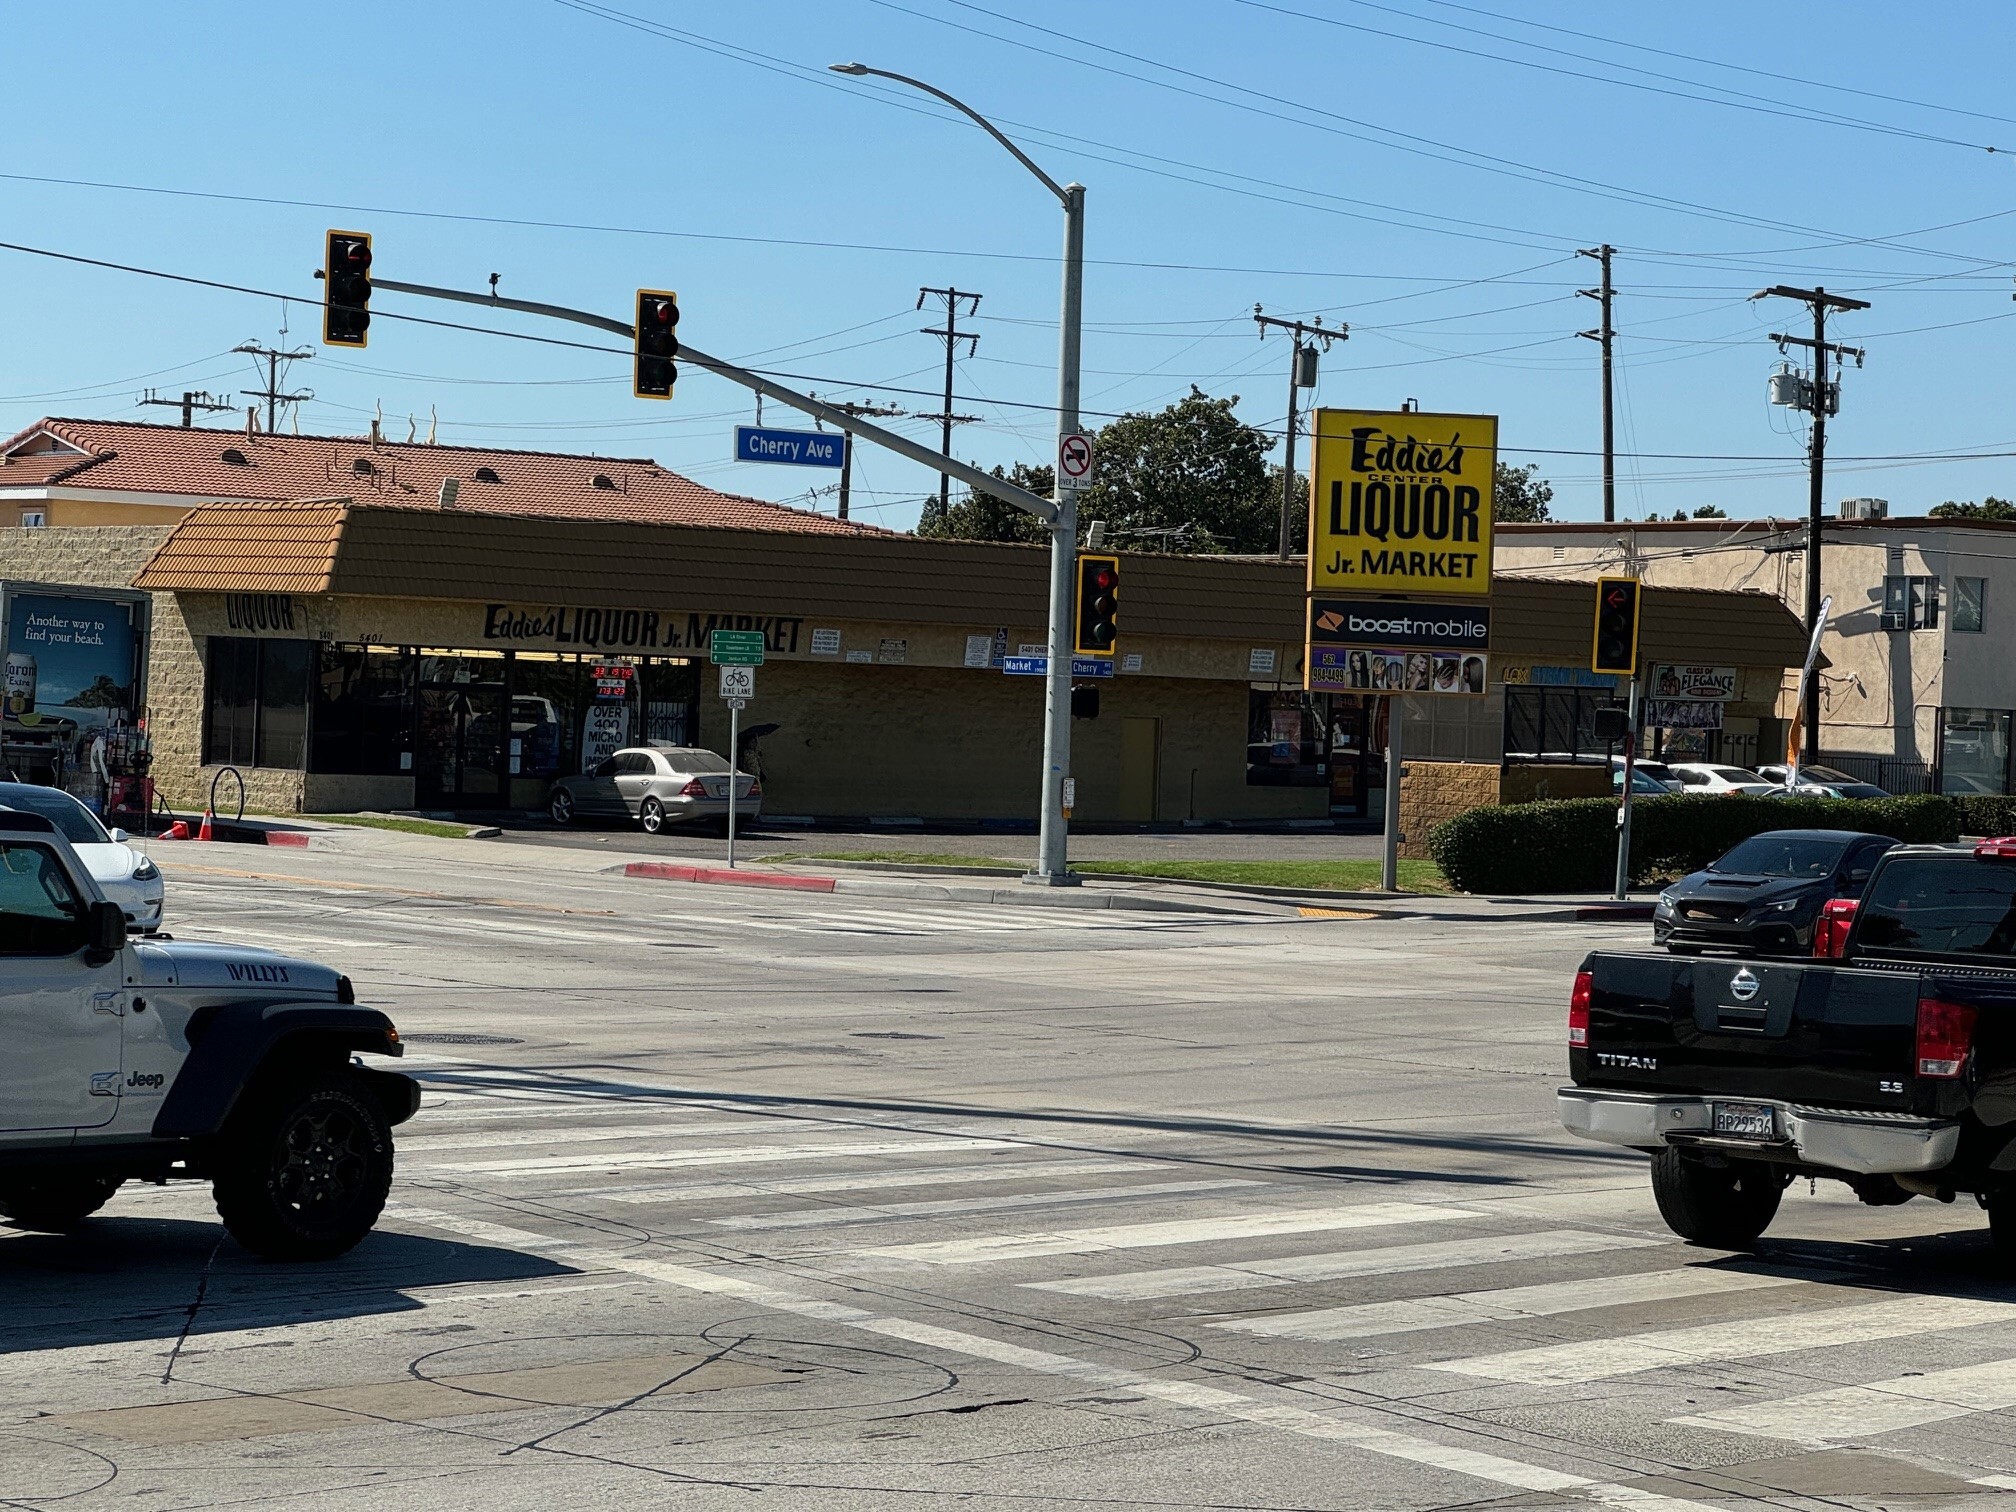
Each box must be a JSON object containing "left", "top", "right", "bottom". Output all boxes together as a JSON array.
[{"left": 1308, "top": 410, "right": 1495, "bottom": 596}]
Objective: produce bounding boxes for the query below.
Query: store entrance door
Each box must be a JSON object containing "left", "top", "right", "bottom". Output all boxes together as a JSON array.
[{"left": 416, "top": 653, "right": 507, "bottom": 808}]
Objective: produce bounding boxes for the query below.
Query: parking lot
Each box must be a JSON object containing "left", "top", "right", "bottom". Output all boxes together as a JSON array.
[{"left": 3, "top": 835, "right": 2013, "bottom": 1510}]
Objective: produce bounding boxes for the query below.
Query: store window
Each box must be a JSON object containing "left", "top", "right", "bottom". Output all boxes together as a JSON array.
[
  {"left": 1881, "top": 575, "right": 1941, "bottom": 631},
  {"left": 312, "top": 645, "right": 416, "bottom": 775},
  {"left": 1954, "top": 577, "right": 1986, "bottom": 634},
  {"left": 1504, "top": 685, "right": 1624, "bottom": 763},
  {"left": 1941, "top": 707, "right": 2011, "bottom": 795},
  {"left": 204, "top": 637, "right": 312, "bottom": 768},
  {"left": 1246, "top": 690, "right": 1330, "bottom": 786}
]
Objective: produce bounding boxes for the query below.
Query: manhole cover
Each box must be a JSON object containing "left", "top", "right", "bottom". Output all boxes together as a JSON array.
[{"left": 401, "top": 1032, "right": 525, "bottom": 1046}]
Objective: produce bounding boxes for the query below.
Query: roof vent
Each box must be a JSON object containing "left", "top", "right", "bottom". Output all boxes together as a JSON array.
[
  {"left": 591, "top": 472, "right": 618, "bottom": 490},
  {"left": 474, "top": 466, "right": 502, "bottom": 484},
  {"left": 1839, "top": 497, "right": 1888, "bottom": 521},
  {"left": 220, "top": 447, "right": 250, "bottom": 466},
  {"left": 352, "top": 457, "right": 377, "bottom": 476}
]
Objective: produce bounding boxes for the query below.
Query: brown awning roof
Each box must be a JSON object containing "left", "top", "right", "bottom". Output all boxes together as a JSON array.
[{"left": 134, "top": 502, "right": 1812, "bottom": 666}]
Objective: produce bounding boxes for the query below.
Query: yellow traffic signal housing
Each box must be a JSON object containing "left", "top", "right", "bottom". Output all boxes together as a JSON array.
[
  {"left": 1591, "top": 575, "right": 1642, "bottom": 676},
  {"left": 1074, "top": 554, "right": 1120, "bottom": 657},
  {"left": 322, "top": 230, "right": 373, "bottom": 348},
  {"left": 635, "top": 289, "right": 680, "bottom": 399}
]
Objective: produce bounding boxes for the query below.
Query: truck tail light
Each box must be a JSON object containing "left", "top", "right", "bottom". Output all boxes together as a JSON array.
[
  {"left": 1569, "top": 970, "right": 1592, "bottom": 1047},
  {"left": 1812, "top": 898, "right": 1859, "bottom": 959},
  {"left": 679, "top": 779, "right": 707, "bottom": 797},
  {"left": 1915, "top": 996, "right": 1977, "bottom": 1078},
  {"left": 1975, "top": 836, "right": 2016, "bottom": 858}
]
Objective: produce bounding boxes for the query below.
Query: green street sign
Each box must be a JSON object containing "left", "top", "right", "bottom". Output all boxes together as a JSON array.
[{"left": 709, "top": 629, "right": 767, "bottom": 666}]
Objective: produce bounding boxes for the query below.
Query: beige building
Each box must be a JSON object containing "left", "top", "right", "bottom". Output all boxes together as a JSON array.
[{"left": 1498, "top": 508, "right": 2016, "bottom": 793}]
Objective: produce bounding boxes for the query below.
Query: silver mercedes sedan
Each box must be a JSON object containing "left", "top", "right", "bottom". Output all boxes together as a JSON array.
[{"left": 547, "top": 745, "right": 762, "bottom": 833}]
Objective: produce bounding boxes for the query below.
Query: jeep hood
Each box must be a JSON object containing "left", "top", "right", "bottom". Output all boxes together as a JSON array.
[{"left": 134, "top": 939, "right": 346, "bottom": 998}]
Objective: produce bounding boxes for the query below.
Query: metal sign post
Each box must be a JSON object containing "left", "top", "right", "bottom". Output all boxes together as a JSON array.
[
  {"left": 1613, "top": 673, "right": 1641, "bottom": 901},
  {"left": 727, "top": 696, "right": 742, "bottom": 869},
  {"left": 1381, "top": 703, "right": 1404, "bottom": 892},
  {"left": 716, "top": 660, "right": 757, "bottom": 869}
]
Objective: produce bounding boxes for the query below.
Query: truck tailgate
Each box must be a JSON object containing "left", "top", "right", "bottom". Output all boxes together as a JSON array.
[{"left": 1576, "top": 952, "right": 1921, "bottom": 1110}]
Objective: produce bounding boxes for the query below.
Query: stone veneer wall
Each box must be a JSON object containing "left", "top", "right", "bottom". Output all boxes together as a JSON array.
[{"left": 1395, "top": 760, "right": 1500, "bottom": 860}]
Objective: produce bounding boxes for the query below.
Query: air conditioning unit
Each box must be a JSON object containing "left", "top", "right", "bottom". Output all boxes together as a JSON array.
[{"left": 1839, "top": 497, "right": 1889, "bottom": 521}]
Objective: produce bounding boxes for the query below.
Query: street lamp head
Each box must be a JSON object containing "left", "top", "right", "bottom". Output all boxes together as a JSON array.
[{"left": 829, "top": 62, "right": 870, "bottom": 75}]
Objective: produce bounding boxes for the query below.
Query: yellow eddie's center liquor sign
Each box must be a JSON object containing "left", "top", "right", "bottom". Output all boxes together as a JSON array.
[{"left": 1307, "top": 409, "right": 1495, "bottom": 596}]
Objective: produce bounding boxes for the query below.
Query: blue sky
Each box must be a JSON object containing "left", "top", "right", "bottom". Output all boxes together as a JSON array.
[{"left": 4, "top": 1, "right": 2014, "bottom": 529}]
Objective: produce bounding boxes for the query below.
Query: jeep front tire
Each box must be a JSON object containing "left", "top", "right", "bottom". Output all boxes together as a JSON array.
[
  {"left": 0, "top": 1175, "right": 124, "bottom": 1231},
  {"left": 213, "top": 1070, "right": 394, "bottom": 1261}
]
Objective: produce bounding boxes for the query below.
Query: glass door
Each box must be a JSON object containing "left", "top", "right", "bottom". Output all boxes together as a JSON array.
[{"left": 416, "top": 652, "right": 508, "bottom": 807}]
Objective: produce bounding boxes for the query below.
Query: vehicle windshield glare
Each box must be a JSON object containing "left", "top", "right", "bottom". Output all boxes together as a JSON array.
[
  {"left": 1857, "top": 855, "right": 2016, "bottom": 958},
  {"left": 661, "top": 749, "right": 731, "bottom": 774},
  {"left": 0, "top": 787, "right": 111, "bottom": 846},
  {"left": 1709, "top": 767, "right": 1766, "bottom": 783},
  {"left": 1708, "top": 835, "right": 1846, "bottom": 878}
]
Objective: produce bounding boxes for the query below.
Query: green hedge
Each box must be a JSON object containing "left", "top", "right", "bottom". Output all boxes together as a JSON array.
[
  {"left": 1427, "top": 792, "right": 1960, "bottom": 895},
  {"left": 1953, "top": 795, "right": 2016, "bottom": 838}
]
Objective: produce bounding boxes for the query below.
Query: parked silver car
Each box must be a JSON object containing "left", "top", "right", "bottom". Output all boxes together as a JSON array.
[{"left": 547, "top": 746, "right": 760, "bottom": 833}]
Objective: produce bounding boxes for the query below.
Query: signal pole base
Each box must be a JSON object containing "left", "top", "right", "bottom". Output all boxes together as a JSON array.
[{"left": 1021, "top": 870, "right": 1084, "bottom": 888}]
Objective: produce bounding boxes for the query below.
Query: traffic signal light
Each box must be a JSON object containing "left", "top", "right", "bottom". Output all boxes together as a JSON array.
[
  {"left": 322, "top": 230, "right": 372, "bottom": 347},
  {"left": 635, "top": 289, "right": 679, "bottom": 399},
  {"left": 1074, "top": 554, "right": 1120, "bottom": 657},
  {"left": 1591, "top": 575, "right": 1641, "bottom": 676}
]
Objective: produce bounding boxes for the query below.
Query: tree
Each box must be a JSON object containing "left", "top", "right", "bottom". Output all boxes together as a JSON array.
[
  {"left": 915, "top": 462, "right": 1052, "bottom": 545},
  {"left": 1077, "top": 388, "right": 1280, "bottom": 554},
  {"left": 1492, "top": 462, "right": 1553, "bottom": 522},
  {"left": 1932, "top": 496, "right": 2016, "bottom": 520},
  {"left": 1652, "top": 505, "right": 1727, "bottom": 521}
]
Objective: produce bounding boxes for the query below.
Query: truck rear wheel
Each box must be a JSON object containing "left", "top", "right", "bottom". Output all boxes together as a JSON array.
[
  {"left": 0, "top": 1175, "right": 124, "bottom": 1232},
  {"left": 1650, "top": 1148, "right": 1783, "bottom": 1248},
  {"left": 213, "top": 1071, "right": 394, "bottom": 1261}
]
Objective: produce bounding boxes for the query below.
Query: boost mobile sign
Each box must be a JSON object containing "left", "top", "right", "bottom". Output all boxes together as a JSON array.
[{"left": 1308, "top": 409, "right": 1495, "bottom": 597}]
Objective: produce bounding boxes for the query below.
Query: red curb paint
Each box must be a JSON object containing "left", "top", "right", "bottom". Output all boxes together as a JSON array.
[
  {"left": 263, "top": 832, "right": 311, "bottom": 848},
  {"left": 623, "top": 862, "right": 835, "bottom": 892}
]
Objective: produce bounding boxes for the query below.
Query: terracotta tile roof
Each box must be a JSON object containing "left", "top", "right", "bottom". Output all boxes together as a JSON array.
[
  {"left": 132, "top": 502, "right": 349, "bottom": 595},
  {"left": 0, "top": 417, "right": 876, "bottom": 535}
]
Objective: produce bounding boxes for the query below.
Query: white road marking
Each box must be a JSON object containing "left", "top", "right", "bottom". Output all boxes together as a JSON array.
[
  {"left": 429, "top": 1135, "right": 1020, "bottom": 1175},
  {"left": 588, "top": 1158, "right": 1155, "bottom": 1205},
  {"left": 850, "top": 1202, "right": 1479, "bottom": 1266},
  {"left": 1212, "top": 1265, "right": 1811, "bottom": 1342},
  {"left": 707, "top": 1178, "right": 1261, "bottom": 1230},
  {"left": 1025, "top": 1229, "right": 1662, "bottom": 1301},
  {"left": 393, "top": 1206, "right": 1720, "bottom": 1504},
  {"left": 1431, "top": 1294, "right": 2016, "bottom": 1385},
  {"left": 405, "top": 1119, "right": 792, "bottom": 1152},
  {"left": 1671, "top": 1356, "right": 2016, "bottom": 1444}
]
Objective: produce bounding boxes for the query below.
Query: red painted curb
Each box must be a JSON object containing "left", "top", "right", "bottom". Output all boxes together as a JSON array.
[
  {"left": 623, "top": 861, "right": 836, "bottom": 892},
  {"left": 263, "top": 832, "right": 311, "bottom": 848}
]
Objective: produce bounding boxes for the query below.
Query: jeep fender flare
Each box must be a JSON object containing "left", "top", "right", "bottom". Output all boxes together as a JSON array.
[{"left": 153, "top": 1002, "right": 413, "bottom": 1140}]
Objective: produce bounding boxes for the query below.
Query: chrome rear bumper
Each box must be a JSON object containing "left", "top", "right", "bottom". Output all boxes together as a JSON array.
[{"left": 1558, "top": 1087, "right": 1959, "bottom": 1175}]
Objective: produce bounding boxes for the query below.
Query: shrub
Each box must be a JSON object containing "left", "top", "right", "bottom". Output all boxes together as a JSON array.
[
  {"left": 1952, "top": 795, "right": 2016, "bottom": 838},
  {"left": 1428, "top": 791, "right": 1959, "bottom": 895}
]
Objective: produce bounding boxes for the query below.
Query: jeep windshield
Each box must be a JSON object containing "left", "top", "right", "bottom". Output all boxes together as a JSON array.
[
  {"left": 1706, "top": 835, "right": 1846, "bottom": 878},
  {"left": 1854, "top": 854, "right": 2016, "bottom": 960}
]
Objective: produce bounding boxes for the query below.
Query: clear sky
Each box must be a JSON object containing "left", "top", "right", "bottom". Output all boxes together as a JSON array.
[{"left": 4, "top": 1, "right": 2014, "bottom": 530}]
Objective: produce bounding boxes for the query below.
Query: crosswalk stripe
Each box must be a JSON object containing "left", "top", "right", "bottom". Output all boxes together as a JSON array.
[
  {"left": 1430, "top": 1294, "right": 2016, "bottom": 1385},
  {"left": 1211, "top": 1265, "right": 1812, "bottom": 1342},
  {"left": 404, "top": 1119, "right": 788, "bottom": 1152},
  {"left": 1023, "top": 1229, "right": 1663, "bottom": 1301},
  {"left": 850, "top": 1202, "right": 1478, "bottom": 1266},
  {"left": 707, "top": 1178, "right": 1261, "bottom": 1230},
  {"left": 587, "top": 1158, "right": 1154, "bottom": 1205},
  {"left": 1670, "top": 1356, "right": 2016, "bottom": 1444},
  {"left": 428, "top": 1135, "right": 1019, "bottom": 1175}
]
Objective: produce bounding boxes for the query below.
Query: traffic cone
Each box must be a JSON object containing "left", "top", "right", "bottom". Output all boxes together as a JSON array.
[
  {"left": 162, "top": 820, "right": 189, "bottom": 841},
  {"left": 197, "top": 809, "right": 215, "bottom": 843}
]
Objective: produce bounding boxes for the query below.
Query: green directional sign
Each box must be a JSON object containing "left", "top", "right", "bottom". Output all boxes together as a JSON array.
[{"left": 709, "top": 629, "right": 766, "bottom": 666}]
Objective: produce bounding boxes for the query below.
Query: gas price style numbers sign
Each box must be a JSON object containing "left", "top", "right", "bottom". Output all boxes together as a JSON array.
[{"left": 1308, "top": 409, "right": 1496, "bottom": 596}]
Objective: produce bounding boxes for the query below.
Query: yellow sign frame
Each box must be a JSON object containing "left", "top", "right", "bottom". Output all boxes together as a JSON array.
[{"left": 1307, "top": 409, "right": 1496, "bottom": 597}]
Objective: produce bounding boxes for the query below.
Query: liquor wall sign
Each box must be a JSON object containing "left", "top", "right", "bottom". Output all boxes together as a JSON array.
[{"left": 1308, "top": 409, "right": 1496, "bottom": 596}]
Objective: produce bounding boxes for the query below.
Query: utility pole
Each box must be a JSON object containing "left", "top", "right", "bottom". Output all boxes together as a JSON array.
[
  {"left": 1253, "top": 308, "right": 1346, "bottom": 558},
  {"left": 918, "top": 287, "right": 983, "bottom": 520},
  {"left": 1754, "top": 284, "right": 1868, "bottom": 766},
  {"left": 819, "top": 398, "right": 904, "bottom": 520},
  {"left": 138, "top": 389, "right": 233, "bottom": 428},
  {"left": 1577, "top": 245, "right": 1616, "bottom": 524},
  {"left": 235, "top": 342, "right": 314, "bottom": 433}
]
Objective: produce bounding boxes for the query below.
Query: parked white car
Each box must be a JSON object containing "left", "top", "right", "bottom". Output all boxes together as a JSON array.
[
  {"left": 1754, "top": 764, "right": 1892, "bottom": 800},
  {"left": 0, "top": 781, "right": 164, "bottom": 933},
  {"left": 1610, "top": 757, "right": 1682, "bottom": 792},
  {"left": 1665, "top": 763, "right": 1777, "bottom": 796}
]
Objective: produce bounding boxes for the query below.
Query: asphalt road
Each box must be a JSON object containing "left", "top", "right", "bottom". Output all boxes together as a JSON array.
[{"left": 4, "top": 836, "right": 2013, "bottom": 1510}]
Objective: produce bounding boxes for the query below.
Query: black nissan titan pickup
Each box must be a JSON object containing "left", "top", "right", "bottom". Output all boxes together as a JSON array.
[{"left": 1560, "top": 837, "right": 2016, "bottom": 1262}]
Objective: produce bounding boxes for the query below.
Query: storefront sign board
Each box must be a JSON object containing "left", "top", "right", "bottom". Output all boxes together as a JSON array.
[
  {"left": 1309, "top": 598, "right": 1490, "bottom": 651},
  {"left": 1309, "top": 644, "right": 1487, "bottom": 696},
  {"left": 1308, "top": 409, "right": 1496, "bottom": 596},
  {"left": 1649, "top": 698, "right": 1724, "bottom": 730},
  {"left": 1650, "top": 664, "right": 1738, "bottom": 700}
]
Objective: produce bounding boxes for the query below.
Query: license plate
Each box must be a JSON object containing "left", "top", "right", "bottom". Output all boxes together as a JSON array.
[{"left": 1712, "top": 1102, "right": 1776, "bottom": 1139}]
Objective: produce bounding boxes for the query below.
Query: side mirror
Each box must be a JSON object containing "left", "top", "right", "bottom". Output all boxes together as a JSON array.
[
  {"left": 107, "top": 828, "right": 130, "bottom": 843},
  {"left": 86, "top": 899, "right": 127, "bottom": 959}
]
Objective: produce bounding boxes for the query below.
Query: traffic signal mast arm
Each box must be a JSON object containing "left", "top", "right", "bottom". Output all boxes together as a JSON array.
[{"left": 367, "top": 274, "right": 1059, "bottom": 527}]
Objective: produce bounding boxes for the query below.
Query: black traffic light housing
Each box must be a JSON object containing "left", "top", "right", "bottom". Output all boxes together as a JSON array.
[
  {"left": 635, "top": 289, "right": 680, "bottom": 399},
  {"left": 1074, "top": 553, "right": 1120, "bottom": 658},
  {"left": 1071, "top": 685, "right": 1101, "bottom": 720},
  {"left": 322, "top": 230, "right": 372, "bottom": 347},
  {"left": 1591, "top": 575, "right": 1642, "bottom": 676}
]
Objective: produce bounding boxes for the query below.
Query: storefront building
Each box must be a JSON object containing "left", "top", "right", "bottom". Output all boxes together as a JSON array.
[{"left": 1, "top": 499, "right": 1809, "bottom": 832}]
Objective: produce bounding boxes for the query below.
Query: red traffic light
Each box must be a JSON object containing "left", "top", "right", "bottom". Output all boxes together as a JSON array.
[{"left": 1092, "top": 566, "right": 1116, "bottom": 591}]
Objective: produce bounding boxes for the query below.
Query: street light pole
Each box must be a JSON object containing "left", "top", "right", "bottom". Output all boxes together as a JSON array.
[{"left": 832, "top": 63, "right": 1085, "bottom": 885}]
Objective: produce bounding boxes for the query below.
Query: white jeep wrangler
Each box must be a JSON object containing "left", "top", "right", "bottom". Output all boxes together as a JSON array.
[{"left": 0, "top": 808, "right": 418, "bottom": 1260}]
